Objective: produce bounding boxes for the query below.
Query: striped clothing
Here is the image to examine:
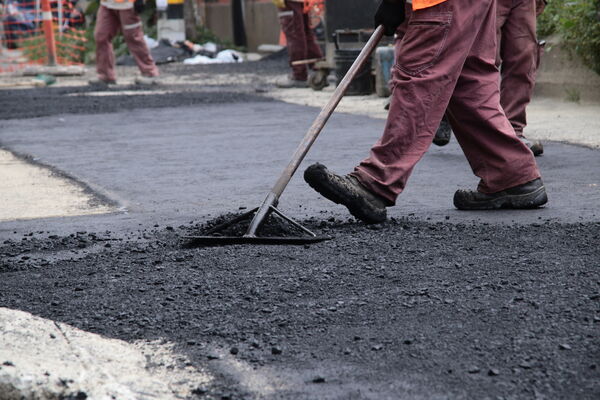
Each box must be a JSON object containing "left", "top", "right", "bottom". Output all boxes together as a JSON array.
[{"left": 101, "top": 0, "right": 134, "bottom": 11}]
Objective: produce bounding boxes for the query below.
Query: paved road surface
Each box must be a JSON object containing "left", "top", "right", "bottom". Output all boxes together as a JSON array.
[
  {"left": 0, "top": 101, "right": 598, "bottom": 239},
  {"left": 0, "top": 68, "right": 599, "bottom": 399}
]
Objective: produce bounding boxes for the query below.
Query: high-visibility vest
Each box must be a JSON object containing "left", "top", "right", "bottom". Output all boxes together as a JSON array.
[{"left": 413, "top": 0, "right": 448, "bottom": 10}]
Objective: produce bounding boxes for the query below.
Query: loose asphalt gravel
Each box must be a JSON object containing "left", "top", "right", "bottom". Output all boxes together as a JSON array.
[{"left": 0, "top": 57, "right": 599, "bottom": 399}]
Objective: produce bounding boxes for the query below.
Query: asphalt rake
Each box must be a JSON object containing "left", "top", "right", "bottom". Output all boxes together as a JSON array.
[{"left": 185, "top": 26, "right": 385, "bottom": 246}]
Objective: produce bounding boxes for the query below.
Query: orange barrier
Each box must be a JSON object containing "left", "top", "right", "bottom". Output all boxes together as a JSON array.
[
  {"left": 0, "top": 0, "right": 87, "bottom": 73},
  {"left": 41, "top": 0, "right": 57, "bottom": 64}
]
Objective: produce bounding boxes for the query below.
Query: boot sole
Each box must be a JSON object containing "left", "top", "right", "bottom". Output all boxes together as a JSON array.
[
  {"left": 304, "top": 165, "right": 386, "bottom": 224},
  {"left": 454, "top": 185, "right": 548, "bottom": 210}
]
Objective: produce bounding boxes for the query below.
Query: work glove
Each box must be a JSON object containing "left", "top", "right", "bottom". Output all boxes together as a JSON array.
[
  {"left": 374, "top": 0, "right": 406, "bottom": 36},
  {"left": 134, "top": 0, "right": 145, "bottom": 15}
]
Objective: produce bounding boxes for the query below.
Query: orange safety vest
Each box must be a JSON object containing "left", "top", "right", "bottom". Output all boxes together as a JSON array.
[{"left": 412, "top": 0, "right": 448, "bottom": 11}]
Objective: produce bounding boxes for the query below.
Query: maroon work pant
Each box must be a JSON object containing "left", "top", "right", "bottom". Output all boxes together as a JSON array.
[
  {"left": 497, "top": 0, "right": 539, "bottom": 135},
  {"left": 353, "top": 0, "right": 540, "bottom": 205},
  {"left": 278, "top": 1, "right": 322, "bottom": 81},
  {"left": 94, "top": 6, "right": 159, "bottom": 81}
]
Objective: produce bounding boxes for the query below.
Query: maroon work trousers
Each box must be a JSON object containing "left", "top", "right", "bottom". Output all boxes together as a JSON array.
[
  {"left": 353, "top": 0, "right": 540, "bottom": 205},
  {"left": 278, "top": 0, "right": 322, "bottom": 81},
  {"left": 94, "top": 6, "right": 159, "bottom": 82},
  {"left": 497, "top": 0, "right": 539, "bottom": 135}
]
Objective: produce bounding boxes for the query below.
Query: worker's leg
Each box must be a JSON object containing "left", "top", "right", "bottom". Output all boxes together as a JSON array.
[
  {"left": 279, "top": 0, "right": 309, "bottom": 80},
  {"left": 118, "top": 9, "right": 159, "bottom": 77},
  {"left": 495, "top": 0, "right": 511, "bottom": 65},
  {"left": 352, "top": 0, "right": 539, "bottom": 204},
  {"left": 94, "top": 6, "right": 121, "bottom": 82},
  {"left": 302, "top": 10, "right": 322, "bottom": 64},
  {"left": 497, "top": 0, "right": 537, "bottom": 135},
  {"left": 446, "top": 0, "right": 540, "bottom": 194},
  {"left": 389, "top": 4, "right": 412, "bottom": 84}
]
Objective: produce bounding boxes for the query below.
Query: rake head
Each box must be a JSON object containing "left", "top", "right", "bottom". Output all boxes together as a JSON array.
[{"left": 184, "top": 207, "right": 331, "bottom": 246}]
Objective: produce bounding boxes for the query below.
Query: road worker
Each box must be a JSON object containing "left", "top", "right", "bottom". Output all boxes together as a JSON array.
[
  {"left": 494, "top": 0, "right": 547, "bottom": 155},
  {"left": 304, "top": 0, "right": 547, "bottom": 223},
  {"left": 432, "top": 0, "right": 547, "bottom": 154},
  {"left": 89, "top": 0, "right": 159, "bottom": 87},
  {"left": 274, "top": 0, "right": 323, "bottom": 88}
]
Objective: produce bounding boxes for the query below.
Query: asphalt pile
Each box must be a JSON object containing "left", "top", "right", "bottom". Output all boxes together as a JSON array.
[{"left": 185, "top": 211, "right": 311, "bottom": 239}]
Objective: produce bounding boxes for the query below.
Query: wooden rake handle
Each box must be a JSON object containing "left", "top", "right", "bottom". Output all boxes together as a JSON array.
[{"left": 245, "top": 25, "right": 385, "bottom": 237}]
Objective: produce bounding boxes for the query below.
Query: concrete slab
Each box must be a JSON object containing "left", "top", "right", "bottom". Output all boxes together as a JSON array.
[
  {"left": 0, "top": 101, "right": 598, "bottom": 240},
  {"left": 267, "top": 88, "right": 600, "bottom": 149},
  {"left": 0, "top": 307, "right": 211, "bottom": 400},
  {"left": 0, "top": 150, "right": 114, "bottom": 222}
]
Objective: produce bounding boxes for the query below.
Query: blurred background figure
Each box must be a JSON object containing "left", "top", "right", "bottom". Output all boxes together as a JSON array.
[
  {"left": 494, "top": 0, "right": 547, "bottom": 156},
  {"left": 274, "top": 0, "right": 322, "bottom": 88},
  {"left": 90, "top": 0, "right": 159, "bottom": 87}
]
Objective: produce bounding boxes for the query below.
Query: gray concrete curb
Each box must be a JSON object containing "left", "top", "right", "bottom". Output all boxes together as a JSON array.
[{"left": 0, "top": 308, "right": 211, "bottom": 400}]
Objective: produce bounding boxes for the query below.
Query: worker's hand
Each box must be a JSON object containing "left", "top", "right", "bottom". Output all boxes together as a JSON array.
[
  {"left": 374, "top": 0, "right": 406, "bottom": 36},
  {"left": 535, "top": 0, "right": 547, "bottom": 16},
  {"left": 134, "top": 0, "right": 145, "bottom": 14}
]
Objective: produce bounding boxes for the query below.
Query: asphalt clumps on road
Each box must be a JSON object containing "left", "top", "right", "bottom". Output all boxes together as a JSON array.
[
  {"left": 185, "top": 212, "right": 311, "bottom": 239},
  {"left": 1, "top": 220, "right": 599, "bottom": 399}
]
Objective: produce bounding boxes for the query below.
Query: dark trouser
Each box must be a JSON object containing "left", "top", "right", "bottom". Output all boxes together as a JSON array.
[
  {"left": 278, "top": 0, "right": 322, "bottom": 81},
  {"left": 497, "top": 0, "right": 539, "bottom": 135},
  {"left": 353, "top": 0, "right": 541, "bottom": 205},
  {"left": 94, "top": 6, "right": 158, "bottom": 81}
]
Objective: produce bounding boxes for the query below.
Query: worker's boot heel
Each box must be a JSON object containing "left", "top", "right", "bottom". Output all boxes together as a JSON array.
[{"left": 454, "top": 178, "right": 548, "bottom": 210}]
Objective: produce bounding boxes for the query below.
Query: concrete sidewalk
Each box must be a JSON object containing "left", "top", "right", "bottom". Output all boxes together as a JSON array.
[
  {"left": 0, "top": 150, "right": 114, "bottom": 222},
  {"left": 267, "top": 89, "right": 600, "bottom": 149}
]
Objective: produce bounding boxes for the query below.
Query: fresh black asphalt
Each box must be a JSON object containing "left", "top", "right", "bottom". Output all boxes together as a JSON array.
[{"left": 0, "top": 63, "right": 599, "bottom": 399}]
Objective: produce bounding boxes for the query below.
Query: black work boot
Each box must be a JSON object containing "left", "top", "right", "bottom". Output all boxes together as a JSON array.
[
  {"left": 454, "top": 178, "right": 548, "bottom": 210},
  {"left": 433, "top": 117, "right": 452, "bottom": 146},
  {"left": 304, "top": 163, "right": 387, "bottom": 224},
  {"left": 518, "top": 135, "right": 544, "bottom": 157}
]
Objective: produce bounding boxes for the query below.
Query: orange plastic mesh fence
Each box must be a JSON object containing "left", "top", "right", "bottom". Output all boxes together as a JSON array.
[{"left": 0, "top": 0, "right": 87, "bottom": 73}]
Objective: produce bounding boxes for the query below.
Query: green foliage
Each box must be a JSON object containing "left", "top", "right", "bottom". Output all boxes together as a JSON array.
[
  {"left": 537, "top": 0, "right": 600, "bottom": 75},
  {"left": 192, "top": 24, "right": 240, "bottom": 50},
  {"left": 565, "top": 87, "right": 582, "bottom": 102}
]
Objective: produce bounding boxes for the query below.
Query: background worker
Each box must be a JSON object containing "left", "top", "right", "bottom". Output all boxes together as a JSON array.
[
  {"left": 90, "top": 0, "right": 159, "bottom": 87},
  {"left": 274, "top": 0, "right": 323, "bottom": 88},
  {"left": 495, "top": 0, "right": 547, "bottom": 155},
  {"left": 432, "top": 0, "right": 547, "bottom": 154},
  {"left": 304, "top": 0, "right": 547, "bottom": 224}
]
